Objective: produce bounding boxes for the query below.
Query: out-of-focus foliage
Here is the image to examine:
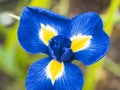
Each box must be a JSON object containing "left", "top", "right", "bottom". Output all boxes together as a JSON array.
[
  {"left": 29, "top": 0, "right": 51, "bottom": 8},
  {"left": 83, "top": 0, "right": 120, "bottom": 90},
  {"left": 0, "top": 0, "right": 120, "bottom": 90}
]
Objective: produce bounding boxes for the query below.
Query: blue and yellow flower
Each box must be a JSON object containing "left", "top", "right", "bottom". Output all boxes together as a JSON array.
[{"left": 18, "top": 6, "right": 110, "bottom": 90}]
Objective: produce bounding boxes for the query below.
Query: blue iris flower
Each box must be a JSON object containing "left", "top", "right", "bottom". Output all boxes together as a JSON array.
[{"left": 18, "top": 6, "right": 110, "bottom": 90}]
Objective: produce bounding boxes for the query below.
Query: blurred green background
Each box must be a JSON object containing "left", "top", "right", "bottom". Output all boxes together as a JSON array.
[{"left": 0, "top": 0, "right": 120, "bottom": 90}]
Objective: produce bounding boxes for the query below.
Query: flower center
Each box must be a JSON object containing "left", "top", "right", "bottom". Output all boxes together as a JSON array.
[{"left": 48, "top": 35, "right": 73, "bottom": 62}]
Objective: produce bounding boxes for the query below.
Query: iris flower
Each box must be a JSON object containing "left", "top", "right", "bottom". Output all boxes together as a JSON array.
[{"left": 18, "top": 6, "right": 110, "bottom": 90}]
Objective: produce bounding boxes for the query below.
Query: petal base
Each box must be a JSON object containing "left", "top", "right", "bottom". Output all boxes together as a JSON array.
[{"left": 46, "top": 60, "right": 64, "bottom": 84}]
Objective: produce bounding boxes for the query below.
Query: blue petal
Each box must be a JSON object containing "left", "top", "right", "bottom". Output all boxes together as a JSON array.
[
  {"left": 70, "top": 12, "right": 103, "bottom": 36},
  {"left": 25, "top": 58, "right": 54, "bottom": 90},
  {"left": 74, "top": 31, "right": 110, "bottom": 65},
  {"left": 54, "top": 62, "right": 84, "bottom": 90},
  {"left": 18, "top": 6, "right": 71, "bottom": 54},
  {"left": 71, "top": 12, "right": 110, "bottom": 65}
]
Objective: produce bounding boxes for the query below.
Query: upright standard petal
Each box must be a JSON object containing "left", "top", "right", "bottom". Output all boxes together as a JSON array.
[
  {"left": 18, "top": 6, "right": 71, "bottom": 54},
  {"left": 54, "top": 62, "right": 84, "bottom": 90},
  {"left": 25, "top": 58, "right": 54, "bottom": 90},
  {"left": 70, "top": 12, "right": 110, "bottom": 65}
]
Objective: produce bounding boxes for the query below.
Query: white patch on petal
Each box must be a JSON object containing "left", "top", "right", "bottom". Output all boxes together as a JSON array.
[
  {"left": 45, "top": 60, "right": 64, "bottom": 85},
  {"left": 71, "top": 34, "right": 92, "bottom": 52},
  {"left": 39, "top": 24, "right": 57, "bottom": 45}
]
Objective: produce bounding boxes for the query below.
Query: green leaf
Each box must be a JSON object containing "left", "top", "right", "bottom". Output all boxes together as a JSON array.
[{"left": 104, "top": 0, "right": 119, "bottom": 35}]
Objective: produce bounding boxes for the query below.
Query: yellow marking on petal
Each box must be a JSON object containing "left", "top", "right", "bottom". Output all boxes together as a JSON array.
[
  {"left": 71, "top": 35, "right": 92, "bottom": 52},
  {"left": 39, "top": 24, "right": 57, "bottom": 45},
  {"left": 46, "top": 60, "right": 64, "bottom": 84}
]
